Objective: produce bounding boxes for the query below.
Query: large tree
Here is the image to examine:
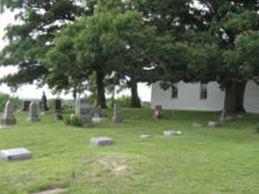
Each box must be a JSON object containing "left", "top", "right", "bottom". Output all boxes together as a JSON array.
[
  {"left": 0, "top": 0, "right": 87, "bottom": 88},
  {"left": 191, "top": 1, "right": 259, "bottom": 116},
  {"left": 140, "top": 0, "right": 259, "bottom": 117}
]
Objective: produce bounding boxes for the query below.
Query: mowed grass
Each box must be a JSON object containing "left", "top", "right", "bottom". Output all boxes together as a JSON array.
[{"left": 0, "top": 108, "right": 258, "bottom": 194}]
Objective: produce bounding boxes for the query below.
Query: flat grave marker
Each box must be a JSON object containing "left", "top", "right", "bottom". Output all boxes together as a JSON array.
[{"left": 0, "top": 148, "right": 32, "bottom": 161}]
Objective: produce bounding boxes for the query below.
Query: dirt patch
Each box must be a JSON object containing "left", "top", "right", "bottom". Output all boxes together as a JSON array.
[
  {"left": 98, "top": 157, "right": 128, "bottom": 175},
  {"left": 32, "top": 188, "right": 68, "bottom": 194}
]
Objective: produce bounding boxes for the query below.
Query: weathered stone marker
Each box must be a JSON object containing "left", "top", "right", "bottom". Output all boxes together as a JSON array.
[
  {"left": 22, "top": 100, "right": 31, "bottom": 112},
  {"left": 163, "top": 130, "right": 182, "bottom": 137},
  {"left": 55, "top": 97, "right": 63, "bottom": 120},
  {"left": 112, "top": 104, "right": 123, "bottom": 123},
  {"left": 0, "top": 148, "right": 32, "bottom": 161},
  {"left": 1, "top": 101, "right": 16, "bottom": 125},
  {"left": 41, "top": 92, "right": 49, "bottom": 111},
  {"left": 90, "top": 137, "right": 114, "bottom": 146},
  {"left": 153, "top": 105, "right": 163, "bottom": 119},
  {"left": 75, "top": 98, "right": 93, "bottom": 125},
  {"left": 27, "top": 102, "right": 40, "bottom": 122}
]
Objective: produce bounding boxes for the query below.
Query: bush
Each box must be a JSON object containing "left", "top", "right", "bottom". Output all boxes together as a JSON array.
[
  {"left": 107, "top": 95, "right": 132, "bottom": 108},
  {"left": 65, "top": 114, "right": 83, "bottom": 127},
  {"left": 0, "top": 93, "right": 21, "bottom": 112}
]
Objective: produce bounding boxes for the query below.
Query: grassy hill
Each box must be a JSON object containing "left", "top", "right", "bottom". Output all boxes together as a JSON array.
[{"left": 0, "top": 109, "right": 258, "bottom": 194}]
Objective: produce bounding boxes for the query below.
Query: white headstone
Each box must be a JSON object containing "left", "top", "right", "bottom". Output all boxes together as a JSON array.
[
  {"left": 90, "top": 137, "right": 114, "bottom": 146},
  {"left": 27, "top": 102, "right": 40, "bottom": 122},
  {"left": 112, "top": 104, "right": 123, "bottom": 123},
  {"left": 1, "top": 101, "right": 16, "bottom": 125},
  {"left": 0, "top": 148, "right": 32, "bottom": 161}
]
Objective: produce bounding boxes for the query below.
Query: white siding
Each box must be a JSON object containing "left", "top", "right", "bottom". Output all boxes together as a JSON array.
[
  {"left": 244, "top": 81, "right": 259, "bottom": 113},
  {"left": 151, "top": 81, "right": 259, "bottom": 113}
]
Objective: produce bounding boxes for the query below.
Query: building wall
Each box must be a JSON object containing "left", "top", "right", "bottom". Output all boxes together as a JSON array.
[{"left": 151, "top": 81, "right": 259, "bottom": 113}]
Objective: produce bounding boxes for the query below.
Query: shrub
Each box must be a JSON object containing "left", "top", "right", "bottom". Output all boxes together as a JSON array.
[
  {"left": 65, "top": 114, "right": 83, "bottom": 127},
  {"left": 0, "top": 93, "right": 21, "bottom": 112},
  {"left": 107, "top": 95, "right": 132, "bottom": 108}
]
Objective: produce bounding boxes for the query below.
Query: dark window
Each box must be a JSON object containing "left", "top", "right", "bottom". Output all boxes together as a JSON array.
[
  {"left": 171, "top": 84, "right": 178, "bottom": 99},
  {"left": 200, "top": 83, "right": 207, "bottom": 100}
]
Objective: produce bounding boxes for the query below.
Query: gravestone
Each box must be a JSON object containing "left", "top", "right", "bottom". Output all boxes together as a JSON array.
[
  {"left": 27, "top": 102, "right": 40, "bottom": 122},
  {"left": 0, "top": 101, "right": 16, "bottom": 125},
  {"left": 163, "top": 130, "right": 182, "bottom": 137},
  {"left": 41, "top": 92, "right": 49, "bottom": 111},
  {"left": 55, "top": 98, "right": 63, "bottom": 120},
  {"left": 55, "top": 98, "right": 62, "bottom": 113},
  {"left": 112, "top": 104, "right": 123, "bottom": 123},
  {"left": 153, "top": 105, "right": 162, "bottom": 119},
  {"left": 0, "top": 148, "right": 32, "bottom": 161},
  {"left": 75, "top": 98, "right": 92, "bottom": 124},
  {"left": 22, "top": 100, "right": 31, "bottom": 111},
  {"left": 90, "top": 137, "right": 114, "bottom": 146}
]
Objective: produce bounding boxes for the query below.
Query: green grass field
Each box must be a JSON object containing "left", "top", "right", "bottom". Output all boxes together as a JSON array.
[{"left": 0, "top": 109, "right": 258, "bottom": 194}]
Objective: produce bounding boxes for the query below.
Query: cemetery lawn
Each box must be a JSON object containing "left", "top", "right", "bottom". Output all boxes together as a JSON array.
[{"left": 0, "top": 109, "right": 259, "bottom": 194}]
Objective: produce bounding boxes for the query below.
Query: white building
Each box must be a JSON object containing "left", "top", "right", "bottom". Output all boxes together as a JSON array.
[{"left": 151, "top": 81, "right": 259, "bottom": 113}]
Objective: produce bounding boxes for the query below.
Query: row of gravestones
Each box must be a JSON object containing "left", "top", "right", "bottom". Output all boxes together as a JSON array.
[
  {"left": 22, "top": 98, "right": 62, "bottom": 113},
  {"left": 0, "top": 129, "right": 182, "bottom": 162},
  {"left": 0, "top": 98, "right": 123, "bottom": 127},
  {"left": 0, "top": 101, "right": 41, "bottom": 127},
  {"left": 0, "top": 130, "right": 182, "bottom": 161}
]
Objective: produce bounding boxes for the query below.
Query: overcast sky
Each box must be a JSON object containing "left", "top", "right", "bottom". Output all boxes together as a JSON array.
[{"left": 0, "top": 10, "right": 151, "bottom": 101}]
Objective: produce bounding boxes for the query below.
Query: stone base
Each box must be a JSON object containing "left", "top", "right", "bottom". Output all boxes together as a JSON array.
[
  {"left": 208, "top": 121, "right": 221, "bottom": 127},
  {"left": 91, "top": 137, "right": 114, "bottom": 146},
  {"left": 92, "top": 117, "right": 103, "bottom": 124},
  {"left": 79, "top": 115, "right": 92, "bottom": 125},
  {"left": 27, "top": 117, "right": 40, "bottom": 122},
  {"left": 0, "top": 118, "right": 16, "bottom": 125},
  {"left": 0, "top": 148, "right": 32, "bottom": 161},
  {"left": 112, "top": 116, "right": 123, "bottom": 123}
]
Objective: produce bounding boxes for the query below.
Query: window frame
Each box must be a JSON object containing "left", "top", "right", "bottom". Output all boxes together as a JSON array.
[
  {"left": 171, "top": 84, "right": 178, "bottom": 99},
  {"left": 200, "top": 83, "right": 208, "bottom": 100}
]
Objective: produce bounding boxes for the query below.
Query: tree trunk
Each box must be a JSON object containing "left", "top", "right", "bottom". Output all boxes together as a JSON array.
[
  {"left": 236, "top": 82, "right": 246, "bottom": 113},
  {"left": 130, "top": 78, "right": 141, "bottom": 108},
  {"left": 223, "top": 82, "right": 238, "bottom": 117},
  {"left": 96, "top": 70, "right": 107, "bottom": 109}
]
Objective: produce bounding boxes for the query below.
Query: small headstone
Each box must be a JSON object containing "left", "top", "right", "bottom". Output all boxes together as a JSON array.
[
  {"left": 140, "top": 134, "right": 152, "bottom": 139},
  {"left": 41, "top": 92, "right": 49, "bottom": 111},
  {"left": 55, "top": 112, "right": 63, "bottom": 120},
  {"left": 90, "top": 137, "right": 114, "bottom": 146},
  {"left": 0, "top": 148, "right": 32, "bottom": 161},
  {"left": 55, "top": 98, "right": 62, "bottom": 113},
  {"left": 163, "top": 130, "right": 182, "bottom": 137},
  {"left": 27, "top": 102, "right": 40, "bottom": 122},
  {"left": 112, "top": 104, "right": 123, "bottom": 123},
  {"left": 153, "top": 105, "right": 162, "bottom": 119},
  {"left": 0, "top": 101, "right": 16, "bottom": 125},
  {"left": 22, "top": 100, "right": 31, "bottom": 112},
  {"left": 55, "top": 97, "right": 63, "bottom": 120}
]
